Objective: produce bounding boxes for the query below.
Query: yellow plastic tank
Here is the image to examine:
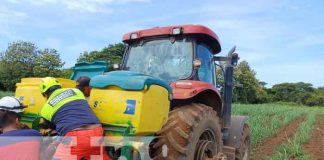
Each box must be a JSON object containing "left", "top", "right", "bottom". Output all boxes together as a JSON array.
[
  {"left": 15, "top": 78, "right": 76, "bottom": 128},
  {"left": 89, "top": 85, "right": 170, "bottom": 136}
]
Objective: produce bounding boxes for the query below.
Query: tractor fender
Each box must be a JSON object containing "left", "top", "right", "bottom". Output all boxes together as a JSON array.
[
  {"left": 171, "top": 80, "right": 221, "bottom": 100},
  {"left": 226, "top": 116, "right": 249, "bottom": 148},
  {"left": 170, "top": 80, "right": 223, "bottom": 114}
]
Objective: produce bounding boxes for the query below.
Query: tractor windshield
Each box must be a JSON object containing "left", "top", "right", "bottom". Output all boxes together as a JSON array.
[{"left": 124, "top": 38, "right": 193, "bottom": 83}]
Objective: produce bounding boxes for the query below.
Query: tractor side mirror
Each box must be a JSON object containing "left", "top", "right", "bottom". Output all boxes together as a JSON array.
[
  {"left": 231, "top": 53, "right": 239, "bottom": 66},
  {"left": 213, "top": 47, "right": 239, "bottom": 67},
  {"left": 227, "top": 46, "right": 239, "bottom": 67}
]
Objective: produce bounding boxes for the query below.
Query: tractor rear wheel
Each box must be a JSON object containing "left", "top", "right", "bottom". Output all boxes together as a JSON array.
[
  {"left": 150, "top": 103, "right": 223, "bottom": 160},
  {"left": 235, "top": 124, "right": 251, "bottom": 160}
]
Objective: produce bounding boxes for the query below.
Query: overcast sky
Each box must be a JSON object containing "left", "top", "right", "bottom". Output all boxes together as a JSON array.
[{"left": 0, "top": 0, "right": 323, "bottom": 87}]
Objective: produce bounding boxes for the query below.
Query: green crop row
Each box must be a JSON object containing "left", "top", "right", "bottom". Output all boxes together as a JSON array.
[
  {"left": 232, "top": 104, "right": 308, "bottom": 145},
  {"left": 267, "top": 110, "right": 318, "bottom": 160},
  {"left": 233, "top": 104, "right": 324, "bottom": 160}
]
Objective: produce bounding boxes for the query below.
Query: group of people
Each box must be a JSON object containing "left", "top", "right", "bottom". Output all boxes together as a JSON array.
[{"left": 0, "top": 76, "right": 110, "bottom": 160}]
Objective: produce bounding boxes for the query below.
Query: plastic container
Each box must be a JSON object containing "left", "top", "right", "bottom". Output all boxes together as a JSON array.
[
  {"left": 89, "top": 71, "right": 171, "bottom": 135},
  {"left": 15, "top": 78, "right": 76, "bottom": 128},
  {"left": 70, "top": 61, "right": 108, "bottom": 80},
  {"left": 89, "top": 85, "right": 170, "bottom": 135}
]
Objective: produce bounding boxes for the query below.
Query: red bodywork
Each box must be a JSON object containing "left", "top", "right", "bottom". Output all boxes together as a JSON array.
[
  {"left": 171, "top": 80, "right": 220, "bottom": 99},
  {"left": 171, "top": 80, "right": 223, "bottom": 115},
  {"left": 123, "top": 24, "right": 221, "bottom": 54}
]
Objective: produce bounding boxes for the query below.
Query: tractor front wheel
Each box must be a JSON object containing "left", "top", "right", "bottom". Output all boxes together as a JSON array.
[{"left": 150, "top": 103, "right": 223, "bottom": 160}]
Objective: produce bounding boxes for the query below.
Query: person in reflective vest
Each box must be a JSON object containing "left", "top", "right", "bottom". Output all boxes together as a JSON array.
[
  {"left": 40, "top": 77, "right": 109, "bottom": 160},
  {"left": 0, "top": 96, "right": 41, "bottom": 160}
]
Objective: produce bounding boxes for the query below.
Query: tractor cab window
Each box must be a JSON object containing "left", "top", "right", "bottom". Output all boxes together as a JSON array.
[
  {"left": 196, "top": 44, "right": 215, "bottom": 84},
  {"left": 124, "top": 38, "right": 193, "bottom": 83}
]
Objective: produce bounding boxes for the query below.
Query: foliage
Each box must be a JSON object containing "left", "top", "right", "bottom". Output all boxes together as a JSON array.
[
  {"left": 269, "top": 110, "right": 318, "bottom": 160},
  {"left": 217, "top": 61, "right": 324, "bottom": 106},
  {"left": 269, "top": 82, "right": 324, "bottom": 106},
  {"left": 232, "top": 61, "right": 268, "bottom": 103},
  {"left": 233, "top": 104, "right": 324, "bottom": 159},
  {"left": 0, "top": 41, "right": 65, "bottom": 91},
  {"left": 33, "top": 48, "right": 65, "bottom": 77},
  {"left": 304, "top": 87, "right": 324, "bottom": 106},
  {"left": 233, "top": 103, "right": 308, "bottom": 145},
  {"left": 60, "top": 68, "right": 74, "bottom": 79},
  {"left": 271, "top": 82, "right": 313, "bottom": 103},
  {"left": 0, "top": 91, "right": 14, "bottom": 98},
  {"left": 0, "top": 41, "right": 39, "bottom": 90},
  {"left": 77, "top": 43, "right": 126, "bottom": 68}
]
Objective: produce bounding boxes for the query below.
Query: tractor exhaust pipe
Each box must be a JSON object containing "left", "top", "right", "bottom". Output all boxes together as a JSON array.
[{"left": 214, "top": 46, "right": 239, "bottom": 142}]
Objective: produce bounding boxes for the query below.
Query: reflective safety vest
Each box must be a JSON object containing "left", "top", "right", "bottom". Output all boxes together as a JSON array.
[{"left": 41, "top": 88, "right": 85, "bottom": 122}]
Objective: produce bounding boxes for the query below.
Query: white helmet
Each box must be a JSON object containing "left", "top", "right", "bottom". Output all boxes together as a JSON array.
[{"left": 0, "top": 96, "right": 26, "bottom": 113}]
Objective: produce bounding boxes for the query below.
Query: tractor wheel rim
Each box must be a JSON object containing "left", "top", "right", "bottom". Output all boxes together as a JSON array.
[
  {"left": 242, "top": 139, "right": 250, "bottom": 160},
  {"left": 194, "top": 140, "right": 214, "bottom": 160},
  {"left": 242, "top": 147, "right": 249, "bottom": 160},
  {"left": 194, "top": 129, "right": 217, "bottom": 160}
]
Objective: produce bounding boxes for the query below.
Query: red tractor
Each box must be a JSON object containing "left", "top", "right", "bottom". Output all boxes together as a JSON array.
[{"left": 118, "top": 25, "right": 251, "bottom": 160}]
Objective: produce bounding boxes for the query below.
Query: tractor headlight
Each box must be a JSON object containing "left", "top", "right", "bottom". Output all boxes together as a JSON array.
[
  {"left": 172, "top": 27, "right": 183, "bottom": 35},
  {"left": 130, "top": 33, "right": 138, "bottom": 39}
]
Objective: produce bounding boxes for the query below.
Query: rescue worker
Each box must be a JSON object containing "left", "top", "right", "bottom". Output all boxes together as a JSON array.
[
  {"left": 76, "top": 76, "right": 91, "bottom": 99},
  {"left": 0, "top": 96, "right": 41, "bottom": 160},
  {"left": 39, "top": 77, "right": 109, "bottom": 160}
]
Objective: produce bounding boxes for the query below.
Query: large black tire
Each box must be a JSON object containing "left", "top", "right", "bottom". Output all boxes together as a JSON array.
[
  {"left": 150, "top": 103, "right": 223, "bottom": 160},
  {"left": 235, "top": 124, "right": 251, "bottom": 160}
]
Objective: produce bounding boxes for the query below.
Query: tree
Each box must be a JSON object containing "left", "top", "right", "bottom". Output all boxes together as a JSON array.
[
  {"left": 0, "top": 41, "right": 66, "bottom": 91},
  {"left": 233, "top": 61, "right": 268, "bottom": 103},
  {"left": 271, "top": 82, "right": 314, "bottom": 105},
  {"left": 60, "top": 68, "right": 74, "bottom": 79},
  {"left": 77, "top": 43, "right": 126, "bottom": 65},
  {"left": 33, "top": 48, "right": 65, "bottom": 77},
  {"left": 0, "top": 41, "right": 39, "bottom": 90},
  {"left": 302, "top": 86, "right": 324, "bottom": 106},
  {"left": 0, "top": 82, "right": 5, "bottom": 91},
  {"left": 268, "top": 82, "right": 324, "bottom": 106}
]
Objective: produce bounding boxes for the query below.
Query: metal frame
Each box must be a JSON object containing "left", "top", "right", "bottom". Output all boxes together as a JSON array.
[{"left": 213, "top": 46, "right": 239, "bottom": 140}]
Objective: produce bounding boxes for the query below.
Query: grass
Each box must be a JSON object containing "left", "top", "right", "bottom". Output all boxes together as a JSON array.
[
  {"left": 268, "top": 109, "right": 322, "bottom": 160},
  {"left": 233, "top": 104, "right": 324, "bottom": 160},
  {"left": 233, "top": 104, "right": 308, "bottom": 145},
  {"left": 0, "top": 91, "right": 14, "bottom": 98}
]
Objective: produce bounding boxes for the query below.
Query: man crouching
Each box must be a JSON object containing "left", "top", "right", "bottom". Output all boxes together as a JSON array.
[{"left": 40, "top": 77, "right": 109, "bottom": 160}]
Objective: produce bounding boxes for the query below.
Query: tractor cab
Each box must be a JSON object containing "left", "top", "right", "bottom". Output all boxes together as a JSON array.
[{"left": 121, "top": 25, "right": 221, "bottom": 85}]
